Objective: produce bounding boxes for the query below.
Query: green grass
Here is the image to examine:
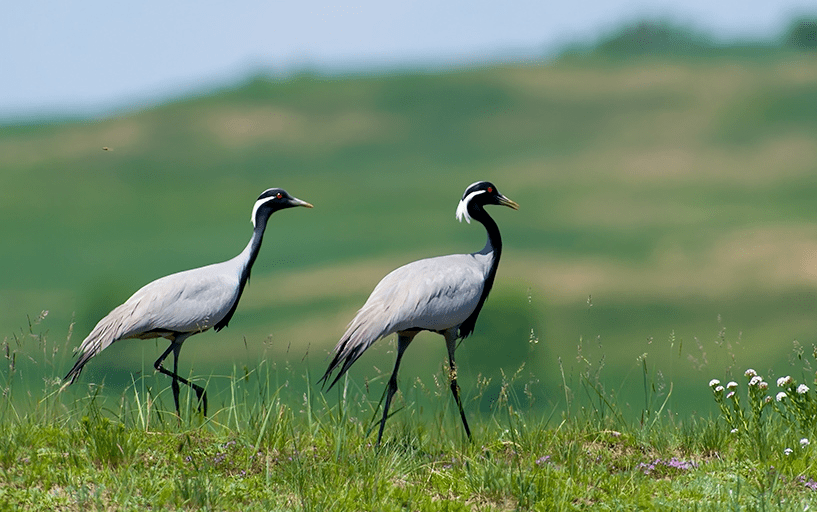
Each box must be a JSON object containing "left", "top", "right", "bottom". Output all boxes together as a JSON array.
[{"left": 4, "top": 317, "right": 817, "bottom": 510}]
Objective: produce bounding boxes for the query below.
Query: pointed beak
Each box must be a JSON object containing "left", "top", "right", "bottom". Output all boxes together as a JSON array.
[
  {"left": 291, "top": 197, "right": 314, "bottom": 208},
  {"left": 498, "top": 194, "right": 519, "bottom": 210}
]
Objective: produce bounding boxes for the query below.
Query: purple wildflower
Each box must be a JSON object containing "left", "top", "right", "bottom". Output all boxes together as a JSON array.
[
  {"left": 799, "top": 476, "right": 817, "bottom": 491},
  {"left": 535, "top": 455, "right": 551, "bottom": 466},
  {"left": 637, "top": 457, "right": 698, "bottom": 475}
]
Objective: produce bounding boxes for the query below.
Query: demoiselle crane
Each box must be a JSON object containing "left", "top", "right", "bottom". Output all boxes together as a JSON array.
[
  {"left": 320, "top": 181, "right": 518, "bottom": 445},
  {"left": 64, "top": 188, "right": 312, "bottom": 415}
]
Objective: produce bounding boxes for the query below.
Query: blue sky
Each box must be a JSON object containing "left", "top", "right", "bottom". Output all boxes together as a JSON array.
[{"left": 1, "top": 1, "right": 815, "bottom": 120}]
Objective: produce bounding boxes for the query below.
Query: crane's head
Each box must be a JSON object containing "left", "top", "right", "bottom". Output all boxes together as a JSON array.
[
  {"left": 251, "top": 188, "right": 313, "bottom": 227},
  {"left": 455, "top": 181, "right": 518, "bottom": 224}
]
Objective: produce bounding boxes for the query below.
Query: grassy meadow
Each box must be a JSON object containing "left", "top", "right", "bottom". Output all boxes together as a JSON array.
[{"left": 2, "top": 45, "right": 817, "bottom": 508}]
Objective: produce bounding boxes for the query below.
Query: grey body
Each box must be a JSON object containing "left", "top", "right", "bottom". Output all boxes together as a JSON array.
[
  {"left": 321, "top": 181, "right": 518, "bottom": 445},
  {"left": 329, "top": 249, "right": 493, "bottom": 380},
  {"left": 68, "top": 247, "right": 249, "bottom": 374},
  {"left": 354, "top": 251, "right": 492, "bottom": 333},
  {"left": 65, "top": 188, "right": 312, "bottom": 415}
]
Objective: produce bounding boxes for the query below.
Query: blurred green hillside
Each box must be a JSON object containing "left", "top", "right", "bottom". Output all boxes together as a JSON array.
[{"left": 2, "top": 32, "right": 817, "bottom": 419}]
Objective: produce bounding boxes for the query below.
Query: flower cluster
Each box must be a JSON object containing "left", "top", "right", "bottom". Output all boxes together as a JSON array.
[
  {"left": 772, "top": 373, "right": 817, "bottom": 436},
  {"left": 535, "top": 455, "right": 551, "bottom": 466},
  {"left": 784, "top": 439, "right": 813, "bottom": 456},
  {"left": 636, "top": 457, "right": 698, "bottom": 476},
  {"left": 798, "top": 475, "right": 817, "bottom": 491},
  {"left": 711, "top": 368, "right": 817, "bottom": 458},
  {"left": 708, "top": 369, "right": 772, "bottom": 434}
]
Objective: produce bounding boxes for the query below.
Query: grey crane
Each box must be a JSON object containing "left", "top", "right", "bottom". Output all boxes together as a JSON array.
[
  {"left": 319, "top": 181, "right": 518, "bottom": 445},
  {"left": 64, "top": 188, "right": 312, "bottom": 415}
]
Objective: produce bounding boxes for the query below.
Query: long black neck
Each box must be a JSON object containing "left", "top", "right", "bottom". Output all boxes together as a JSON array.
[
  {"left": 213, "top": 211, "right": 271, "bottom": 331},
  {"left": 458, "top": 204, "right": 502, "bottom": 339},
  {"left": 242, "top": 212, "right": 271, "bottom": 284}
]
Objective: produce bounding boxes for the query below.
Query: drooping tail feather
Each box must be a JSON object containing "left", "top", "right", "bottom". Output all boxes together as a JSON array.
[
  {"left": 320, "top": 329, "right": 362, "bottom": 390},
  {"left": 64, "top": 301, "right": 141, "bottom": 384},
  {"left": 319, "top": 304, "right": 394, "bottom": 390},
  {"left": 64, "top": 318, "right": 119, "bottom": 383},
  {"left": 319, "top": 262, "right": 437, "bottom": 390}
]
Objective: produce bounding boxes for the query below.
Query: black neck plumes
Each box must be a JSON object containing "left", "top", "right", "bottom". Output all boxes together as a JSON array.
[
  {"left": 458, "top": 204, "right": 503, "bottom": 339},
  {"left": 213, "top": 210, "right": 272, "bottom": 331},
  {"left": 243, "top": 211, "right": 271, "bottom": 283}
]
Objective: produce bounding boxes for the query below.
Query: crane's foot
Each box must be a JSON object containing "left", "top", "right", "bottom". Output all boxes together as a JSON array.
[{"left": 192, "top": 384, "right": 208, "bottom": 416}]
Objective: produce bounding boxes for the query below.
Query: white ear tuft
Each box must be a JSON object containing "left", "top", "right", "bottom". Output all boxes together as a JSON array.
[
  {"left": 455, "top": 198, "right": 471, "bottom": 223},
  {"left": 251, "top": 196, "right": 274, "bottom": 227},
  {"left": 455, "top": 189, "right": 485, "bottom": 224}
]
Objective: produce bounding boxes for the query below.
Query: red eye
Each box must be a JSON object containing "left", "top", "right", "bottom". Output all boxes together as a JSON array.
[
  {"left": 276, "top": 193, "right": 282, "bottom": 199},
  {"left": 487, "top": 187, "right": 493, "bottom": 193}
]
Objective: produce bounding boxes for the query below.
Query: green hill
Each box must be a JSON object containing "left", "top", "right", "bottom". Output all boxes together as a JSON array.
[{"left": 2, "top": 50, "right": 817, "bottom": 418}]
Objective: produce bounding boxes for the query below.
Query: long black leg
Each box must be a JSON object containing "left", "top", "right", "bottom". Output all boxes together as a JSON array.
[
  {"left": 153, "top": 337, "right": 207, "bottom": 416},
  {"left": 445, "top": 329, "right": 472, "bottom": 440},
  {"left": 376, "top": 333, "right": 415, "bottom": 447}
]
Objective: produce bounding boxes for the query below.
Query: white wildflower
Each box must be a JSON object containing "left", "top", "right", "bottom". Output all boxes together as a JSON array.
[
  {"left": 709, "top": 379, "right": 721, "bottom": 387},
  {"left": 715, "top": 385, "right": 724, "bottom": 393},
  {"left": 776, "top": 391, "right": 787, "bottom": 402},
  {"left": 785, "top": 448, "right": 794, "bottom": 456},
  {"left": 749, "top": 376, "right": 763, "bottom": 387},
  {"left": 797, "top": 384, "right": 809, "bottom": 394},
  {"left": 727, "top": 381, "right": 738, "bottom": 390},
  {"left": 764, "top": 396, "right": 772, "bottom": 404},
  {"left": 730, "top": 428, "right": 738, "bottom": 434},
  {"left": 745, "top": 368, "right": 757, "bottom": 378},
  {"left": 759, "top": 381, "right": 768, "bottom": 391},
  {"left": 777, "top": 376, "right": 793, "bottom": 387},
  {"left": 801, "top": 438, "right": 810, "bottom": 447},
  {"left": 727, "top": 391, "right": 736, "bottom": 399}
]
